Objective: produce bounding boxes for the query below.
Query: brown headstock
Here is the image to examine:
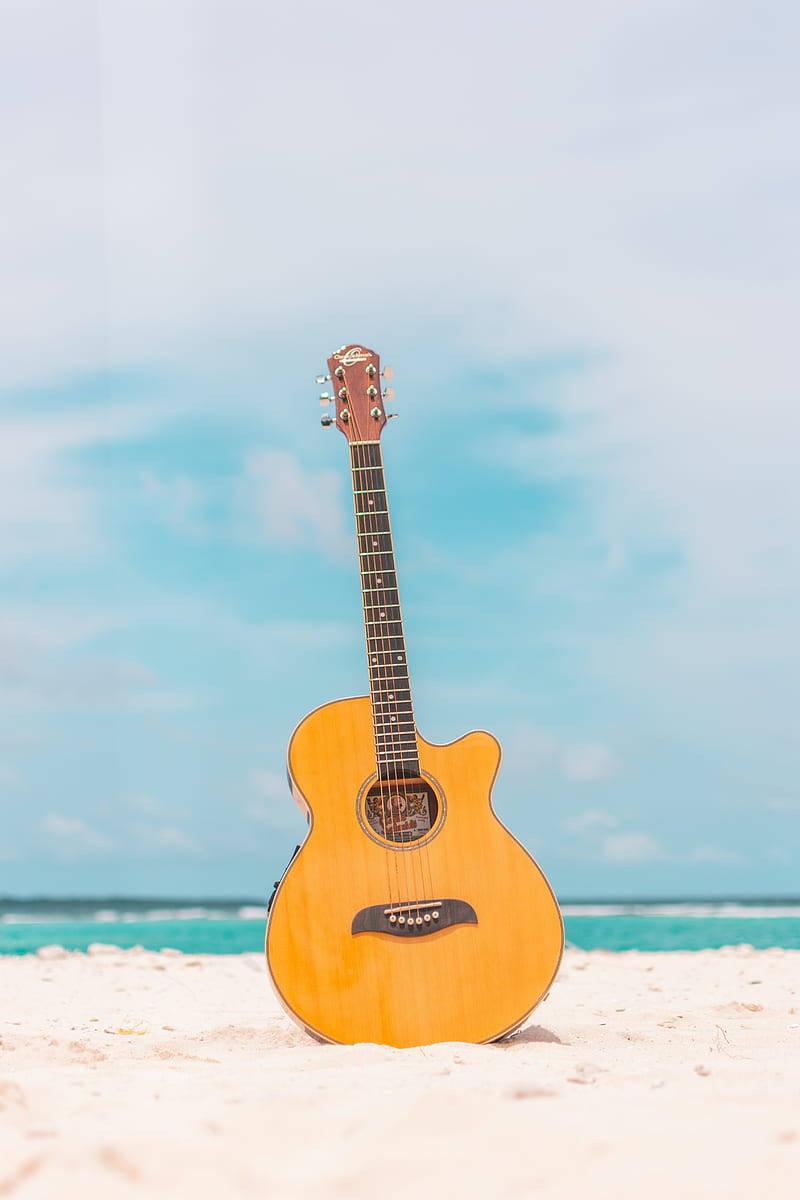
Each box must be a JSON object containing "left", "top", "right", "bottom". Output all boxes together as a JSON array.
[{"left": 321, "top": 344, "right": 393, "bottom": 444}]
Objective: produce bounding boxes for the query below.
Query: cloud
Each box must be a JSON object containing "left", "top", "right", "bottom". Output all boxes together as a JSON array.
[
  {"left": 561, "top": 744, "right": 617, "bottom": 782},
  {"left": 124, "top": 795, "right": 164, "bottom": 816},
  {"left": 562, "top": 809, "right": 664, "bottom": 864},
  {"left": 0, "top": 605, "right": 202, "bottom": 714},
  {"left": 507, "top": 726, "right": 619, "bottom": 784},
  {"left": 562, "top": 809, "right": 618, "bottom": 835},
  {"left": 40, "top": 814, "right": 116, "bottom": 859},
  {"left": 0, "top": 405, "right": 169, "bottom": 562},
  {"left": 688, "top": 845, "right": 741, "bottom": 865},
  {"left": 239, "top": 450, "right": 351, "bottom": 560},
  {"left": 243, "top": 768, "right": 299, "bottom": 830},
  {"left": 248, "top": 769, "right": 286, "bottom": 802},
  {"left": 600, "top": 831, "right": 664, "bottom": 864},
  {"left": 0, "top": 642, "right": 193, "bottom": 714},
  {"left": 141, "top": 471, "right": 208, "bottom": 538},
  {"left": 133, "top": 825, "right": 205, "bottom": 857}
]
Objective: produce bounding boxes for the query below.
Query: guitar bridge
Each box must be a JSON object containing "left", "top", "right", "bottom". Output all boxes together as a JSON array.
[{"left": 351, "top": 898, "right": 477, "bottom": 937}]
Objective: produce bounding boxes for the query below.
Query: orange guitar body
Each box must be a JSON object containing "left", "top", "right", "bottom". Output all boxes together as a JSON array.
[{"left": 266, "top": 696, "right": 563, "bottom": 1047}]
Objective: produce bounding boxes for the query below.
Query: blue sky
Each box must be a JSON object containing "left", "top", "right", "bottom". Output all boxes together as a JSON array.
[{"left": 1, "top": 1, "right": 798, "bottom": 897}]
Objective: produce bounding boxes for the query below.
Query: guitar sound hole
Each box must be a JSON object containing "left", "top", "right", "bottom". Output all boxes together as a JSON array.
[{"left": 363, "top": 778, "right": 439, "bottom": 844}]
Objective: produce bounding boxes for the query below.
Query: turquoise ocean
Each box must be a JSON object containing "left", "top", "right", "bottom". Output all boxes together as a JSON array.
[{"left": 2, "top": 898, "right": 800, "bottom": 955}]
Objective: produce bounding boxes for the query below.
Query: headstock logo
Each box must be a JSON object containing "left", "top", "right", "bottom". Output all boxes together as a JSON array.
[{"left": 333, "top": 346, "right": 370, "bottom": 367}]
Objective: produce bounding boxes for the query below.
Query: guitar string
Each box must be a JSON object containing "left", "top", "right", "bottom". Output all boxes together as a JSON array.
[
  {"left": 353, "top": 445, "right": 405, "bottom": 910},
  {"left": 354, "top": 424, "right": 420, "bottom": 920},
  {"left": 349, "top": 414, "right": 409, "bottom": 895},
  {"left": 351, "top": 413, "right": 431, "bottom": 923},
  {"left": 347, "top": 401, "right": 407, "bottom": 908},
  {"left": 363, "top": 436, "right": 427, "bottom": 917},
  {"left": 345, "top": 412, "right": 397, "bottom": 908},
  {"left": 349, "top": 401, "right": 425, "bottom": 918},
  {"left": 369, "top": 436, "right": 433, "bottom": 921}
]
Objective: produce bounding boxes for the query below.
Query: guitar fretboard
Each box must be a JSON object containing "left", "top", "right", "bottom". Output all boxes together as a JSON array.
[{"left": 350, "top": 441, "right": 420, "bottom": 780}]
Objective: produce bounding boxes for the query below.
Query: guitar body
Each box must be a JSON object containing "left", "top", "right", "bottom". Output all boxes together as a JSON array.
[
  {"left": 266, "top": 696, "right": 563, "bottom": 1047},
  {"left": 265, "top": 343, "right": 562, "bottom": 1046}
]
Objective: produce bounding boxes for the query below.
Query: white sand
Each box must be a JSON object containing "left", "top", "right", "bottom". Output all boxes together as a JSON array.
[{"left": 1, "top": 946, "right": 798, "bottom": 1198}]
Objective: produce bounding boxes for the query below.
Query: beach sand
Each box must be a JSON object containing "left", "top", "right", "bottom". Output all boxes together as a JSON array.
[{"left": 1, "top": 946, "right": 798, "bottom": 1198}]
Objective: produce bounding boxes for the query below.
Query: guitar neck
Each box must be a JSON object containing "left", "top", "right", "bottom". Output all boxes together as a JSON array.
[{"left": 349, "top": 440, "right": 420, "bottom": 779}]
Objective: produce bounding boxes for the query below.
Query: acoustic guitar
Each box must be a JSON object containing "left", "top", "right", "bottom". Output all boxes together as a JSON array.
[{"left": 266, "top": 344, "right": 563, "bottom": 1046}]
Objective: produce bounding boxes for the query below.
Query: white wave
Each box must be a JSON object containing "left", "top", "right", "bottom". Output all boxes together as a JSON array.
[
  {"left": 5, "top": 902, "right": 800, "bottom": 927},
  {"left": 1, "top": 906, "right": 234, "bottom": 924},
  {"left": 562, "top": 903, "right": 800, "bottom": 918},
  {"left": 139, "top": 908, "right": 229, "bottom": 921}
]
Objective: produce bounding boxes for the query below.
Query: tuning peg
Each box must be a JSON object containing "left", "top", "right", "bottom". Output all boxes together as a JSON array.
[
  {"left": 319, "top": 392, "right": 332, "bottom": 405},
  {"left": 383, "top": 387, "right": 395, "bottom": 404},
  {"left": 382, "top": 366, "right": 394, "bottom": 381},
  {"left": 321, "top": 414, "right": 334, "bottom": 427},
  {"left": 315, "top": 374, "right": 331, "bottom": 385},
  {"left": 387, "top": 412, "right": 399, "bottom": 419}
]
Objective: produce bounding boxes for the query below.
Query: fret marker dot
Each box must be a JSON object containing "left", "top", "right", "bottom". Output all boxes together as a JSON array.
[
  {"left": 396, "top": 655, "right": 403, "bottom": 662},
  {"left": 379, "top": 611, "right": 385, "bottom": 618},
  {"left": 390, "top": 716, "right": 396, "bottom": 723},
  {"left": 377, "top": 578, "right": 382, "bottom": 584},
  {"left": 372, "top": 656, "right": 377, "bottom": 663},
  {"left": 388, "top": 693, "right": 394, "bottom": 700},
  {"left": 368, "top": 498, "right": 374, "bottom": 506}
]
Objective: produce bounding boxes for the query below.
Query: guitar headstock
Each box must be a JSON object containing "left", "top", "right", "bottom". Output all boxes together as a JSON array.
[{"left": 317, "top": 344, "right": 395, "bottom": 443}]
